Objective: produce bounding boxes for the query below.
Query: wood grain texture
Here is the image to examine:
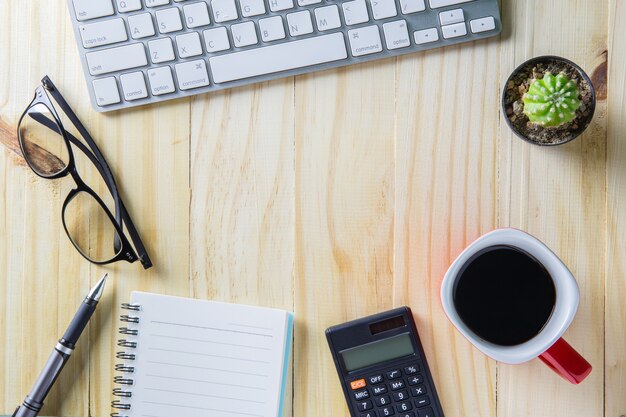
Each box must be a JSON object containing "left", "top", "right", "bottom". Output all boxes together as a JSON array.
[
  {"left": 1, "top": 0, "right": 625, "bottom": 417},
  {"left": 606, "top": 1, "right": 626, "bottom": 416}
]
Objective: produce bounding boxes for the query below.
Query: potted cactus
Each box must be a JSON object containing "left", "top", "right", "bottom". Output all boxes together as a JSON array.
[{"left": 502, "top": 56, "right": 596, "bottom": 146}]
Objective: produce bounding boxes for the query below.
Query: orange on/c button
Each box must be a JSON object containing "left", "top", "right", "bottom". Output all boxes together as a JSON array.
[{"left": 350, "top": 379, "right": 367, "bottom": 390}]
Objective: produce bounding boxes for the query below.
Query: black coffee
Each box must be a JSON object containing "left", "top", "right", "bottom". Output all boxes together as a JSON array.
[{"left": 453, "top": 246, "right": 556, "bottom": 346}]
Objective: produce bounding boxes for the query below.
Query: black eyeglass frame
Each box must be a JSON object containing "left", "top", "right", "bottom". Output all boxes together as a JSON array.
[{"left": 17, "top": 76, "right": 152, "bottom": 269}]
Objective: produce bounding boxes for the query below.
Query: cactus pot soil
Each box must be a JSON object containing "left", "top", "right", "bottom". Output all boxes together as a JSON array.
[{"left": 502, "top": 56, "right": 596, "bottom": 146}]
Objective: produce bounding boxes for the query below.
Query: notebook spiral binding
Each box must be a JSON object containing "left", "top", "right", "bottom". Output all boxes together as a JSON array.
[{"left": 111, "top": 302, "right": 142, "bottom": 417}]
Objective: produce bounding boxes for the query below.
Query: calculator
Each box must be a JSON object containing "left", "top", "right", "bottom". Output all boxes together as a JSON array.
[{"left": 326, "top": 307, "right": 444, "bottom": 417}]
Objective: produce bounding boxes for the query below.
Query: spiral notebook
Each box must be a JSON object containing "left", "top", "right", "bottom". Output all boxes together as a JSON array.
[{"left": 111, "top": 292, "right": 294, "bottom": 417}]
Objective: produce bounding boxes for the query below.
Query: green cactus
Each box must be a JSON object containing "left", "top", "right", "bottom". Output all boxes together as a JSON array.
[{"left": 522, "top": 72, "right": 581, "bottom": 127}]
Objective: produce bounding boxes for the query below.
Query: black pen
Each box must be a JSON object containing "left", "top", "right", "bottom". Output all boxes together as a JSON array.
[{"left": 12, "top": 274, "right": 108, "bottom": 417}]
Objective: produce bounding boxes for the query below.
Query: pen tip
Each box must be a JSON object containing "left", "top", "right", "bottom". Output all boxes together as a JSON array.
[{"left": 87, "top": 274, "right": 108, "bottom": 302}]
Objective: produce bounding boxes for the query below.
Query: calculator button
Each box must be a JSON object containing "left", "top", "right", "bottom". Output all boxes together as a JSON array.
[
  {"left": 351, "top": 379, "right": 367, "bottom": 390},
  {"left": 390, "top": 380, "right": 405, "bottom": 390},
  {"left": 393, "top": 390, "right": 409, "bottom": 401},
  {"left": 415, "top": 397, "right": 430, "bottom": 408},
  {"left": 361, "top": 412, "right": 378, "bottom": 417},
  {"left": 357, "top": 400, "right": 374, "bottom": 411},
  {"left": 379, "top": 406, "right": 395, "bottom": 416},
  {"left": 355, "top": 389, "right": 370, "bottom": 400},
  {"left": 411, "top": 385, "right": 427, "bottom": 397},
  {"left": 386, "top": 370, "right": 402, "bottom": 379},
  {"left": 396, "top": 401, "right": 413, "bottom": 413},
  {"left": 369, "top": 374, "right": 385, "bottom": 384},
  {"left": 375, "top": 395, "right": 391, "bottom": 407},
  {"left": 372, "top": 385, "right": 388, "bottom": 395},
  {"left": 404, "top": 365, "right": 419, "bottom": 375},
  {"left": 417, "top": 407, "right": 435, "bottom": 417},
  {"left": 399, "top": 413, "right": 415, "bottom": 417},
  {"left": 408, "top": 375, "right": 423, "bottom": 386}
]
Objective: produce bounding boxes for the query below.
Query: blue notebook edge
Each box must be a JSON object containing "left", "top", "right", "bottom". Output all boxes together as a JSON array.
[{"left": 277, "top": 312, "right": 294, "bottom": 417}]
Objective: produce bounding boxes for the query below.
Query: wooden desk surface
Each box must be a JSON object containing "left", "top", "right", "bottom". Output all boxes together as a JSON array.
[{"left": 1, "top": 1, "right": 625, "bottom": 416}]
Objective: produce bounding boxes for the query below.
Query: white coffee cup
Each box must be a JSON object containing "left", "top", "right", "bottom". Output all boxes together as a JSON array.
[{"left": 440, "top": 228, "right": 592, "bottom": 384}]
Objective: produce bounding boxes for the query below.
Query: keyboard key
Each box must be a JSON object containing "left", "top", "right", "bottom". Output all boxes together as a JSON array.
[
  {"left": 400, "top": 0, "right": 425, "bottom": 14},
  {"left": 128, "top": 13, "right": 156, "bottom": 39},
  {"left": 470, "top": 16, "right": 496, "bottom": 33},
  {"left": 417, "top": 407, "right": 435, "bottom": 417},
  {"left": 72, "top": 0, "right": 114, "bottom": 21},
  {"left": 357, "top": 400, "right": 373, "bottom": 411},
  {"left": 212, "top": 0, "right": 239, "bottom": 22},
  {"left": 351, "top": 379, "right": 368, "bottom": 390},
  {"left": 146, "top": 0, "right": 170, "bottom": 6},
  {"left": 315, "top": 5, "right": 341, "bottom": 31},
  {"left": 232, "top": 21, "right": 259, "bottom": 47},
  {"left": 183, "top": 2, "right": 211, "bottom": 27},
  {"left": 441, "top": 22, "right": 467, "bottom": 38},
  {"left": 386, "top": 370, "right": 401, "bottom": 380},
  {"left": 342, "top": 0, "right": 369, "bottom": 25},
  {"left": 116, "top": 0, "right": 142, "bottom": 12},
  {"left": 368, "top": 374, "right": 384, "bottom": 385},
  {"left": 348, "top": 25, "right": 382, "bottom": 57},
  {"left": 410, "top": 385, "right": 427, "bottom": 397},
  {"left": 269, "top": 0, "right": 294, "bottom": 12},
  {"left": 259, "top": 16, "right": 286, "bottom": 42},
  {"left": 415, "top": 397, "right": 430, "bottom": 408},
  {"left": 439, "top": 8, "right": 464, "bottom": 25},
  {"left": 361, "top": 412, "right": 378, "bottom": 417},
  {"left": 374, "top": 395, "right": 391, "bottom": 407},
  {"left": 372, "top": 385, "right": 388, "bottom": 395},
  {"left": 414, "top": 27, "right": 438, "bottom": 44},
  {"left": 429, "top": 0, "right": 473, "bottom": 8},
  {"left": 393, "top": 390, "right": 409, "bottom": 401},
  {"left": 209, "top": 32, "right": 347, "bottom": 83},
  {"left": 120, "top": 71, "right": 148, "bottom": 101},
  {"left": 299, "top": 0, "right": 322, "bottom": 5},
  {"left": 399, "top": 413, "right": 415, "bottom": 417},
  {"left": 79, "top": 18, "right": 127, "bottom": 48},
  {"left": 404, "top": 366, "right": 419, "bottom": 375},
  {"left": 157, "top": 8, "right": 183, "bottom": 33},
  {"left": 379, "top": 406, "right": 395, "bottom": 416},
  {"left": 175, "top": 60, "right": 210, "bottom": 90},
  {"left": 92, "top": 77, "right": 120, "bottom": 106},
  {"left": 389, "top": 380, "right": 405, "bottom": 390},
  {"left": 408, "top": 375, "right": 423, "bottom": 386},
  {"left": 354, "top": 389, "right": 370, "bottom": 400},
  {"left": 371, "top": 0, "right": 397, "bottom": 20},
  {"left": 148, "top": 38, "right": 175, "bottom": 63},
  {"left": 148, "top": 66, "right": 176, "bottom": 95},
  {"left": 86, "top": 43, "right": 148, "bottom": 75},
  {"left": 176, "top": 32, "right": 203, "bottom": 57},
  {"left": 240, "top": 0, "right": 267, "bottom": 17},
  {"left": 287, "top": 11, "right": 313, "bottom": 36},
  {"left": 396, "top": 402, "right": 413, "bottom": 413},
  {"left": 204, "top": 27, "right": 231, "bottom": 52},
  {"left": 383, "top": 20, "right": 410, "bottom": 50}
]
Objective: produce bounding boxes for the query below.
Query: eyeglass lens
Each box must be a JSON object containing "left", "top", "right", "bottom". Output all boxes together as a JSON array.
[{"left": 19, "top": 103, "right": 70, "bottom": 177}]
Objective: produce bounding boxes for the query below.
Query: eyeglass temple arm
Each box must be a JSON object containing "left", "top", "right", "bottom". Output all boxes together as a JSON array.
[{"left": 29, "top": 112, "right": 152, "bottom": 269}]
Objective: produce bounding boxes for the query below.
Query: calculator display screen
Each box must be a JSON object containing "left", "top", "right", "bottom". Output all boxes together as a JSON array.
[{"left": 340, "top": 333, "right": 415, "bottom": 372}]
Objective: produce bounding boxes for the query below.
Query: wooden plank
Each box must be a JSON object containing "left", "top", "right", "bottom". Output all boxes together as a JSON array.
[
  {"left": 188, "top": 80, "right": 295, "bottom": 415},
  {"left": 497, "top": 0, "right": 607, "bottom": 416},
  {"left": 394, "top": 33, "right": 500, "bottom": 414},
  {"left": 606, "top": 1, "right": 626, "bottom": 416},
  {"left": 293, "top": 61, "right": 396, "bottom": 415}
]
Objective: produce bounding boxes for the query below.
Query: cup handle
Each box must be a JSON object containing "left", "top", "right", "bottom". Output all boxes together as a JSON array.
[{"left": 538, "top": 338, "right": 592, "bottom": 384}]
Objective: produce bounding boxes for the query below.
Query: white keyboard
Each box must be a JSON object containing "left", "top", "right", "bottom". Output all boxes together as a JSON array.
[{"left": 67, "top": 0, "right": 501, "bottom": 112}]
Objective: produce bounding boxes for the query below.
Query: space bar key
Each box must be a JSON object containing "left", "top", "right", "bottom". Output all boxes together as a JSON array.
[{"left": 209, "top": 33, "right": 348, "bottom": 83}]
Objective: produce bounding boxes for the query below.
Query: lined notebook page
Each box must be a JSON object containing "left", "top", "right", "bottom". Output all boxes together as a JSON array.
[{"left": 124, "top": 292, "right": 292, "bottom": 417}]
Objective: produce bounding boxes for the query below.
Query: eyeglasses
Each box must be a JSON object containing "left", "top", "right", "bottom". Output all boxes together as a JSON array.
[{"left": 17, "top": 76, "right": 152, "bottom": 269}]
